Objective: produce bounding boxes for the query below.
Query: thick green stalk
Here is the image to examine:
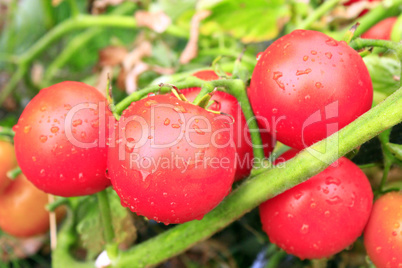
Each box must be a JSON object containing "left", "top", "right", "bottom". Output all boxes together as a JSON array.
[
  {"left": 97, "top": 190, "right": 115, "bottom": 244},
  {"left": 111, "top": 87, "right": 402, "bottom": 267}
]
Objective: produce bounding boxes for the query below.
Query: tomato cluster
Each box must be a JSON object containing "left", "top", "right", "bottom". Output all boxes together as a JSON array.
[{"left": 8, "top": 26, "right": 399, "bottom": 264}]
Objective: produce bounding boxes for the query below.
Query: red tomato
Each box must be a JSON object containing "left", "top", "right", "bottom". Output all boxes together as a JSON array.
[
  {"left": 108, "top": 94, "right": 236, "bottom": 224},
  {"left": 362, "top": 17, "right": 398, "bottom": 40},
  {"left": 0, "top": 174, "right": 54, "bottom": 237},
  {"left": 364, "top": 192, "right": 402, "bottom": 268},
  {"left": 180, "top": 70, "right": 275, "bottom": 180},
  {"left": 259, "top": 150, "right": 373, "bottom": 259},
  {"left": 0, "top": 140, "right": 17, "bottom": 194},
  {"left": 14, "top": 81, "right": 112, "bottom": 197},
  {"left": 249, "top": 30, "right": 373, "bottom": 149}
]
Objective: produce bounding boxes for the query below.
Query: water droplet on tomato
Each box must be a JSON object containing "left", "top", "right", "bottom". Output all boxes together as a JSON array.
[
  {"left": 310, "top": 202, "right": 316, "bottom": 208},
  {"left": 164, "top": 118, "right": 170, "bottom": 125},
  {"left": 193, "top": 125, "right": 205, "bottom": 135},
  {"left": 172, "top": 124, "right": 180, "bottom": 129},
  {"left": 304, "top": 95, "right": 310, "bottom": 100},
  {"left": 324, "top": 211, "right": 330, "bottom": 217},
  {"left": 325, "top": 52, "right": 332, "bottom": 59},
  {"left": 310, "top": 50, "right": 317, "bottom": 55},
  {"left": 272, "top": 108, "right": 278, "bottom": 114},
  {"left": 272, "top": 71, "right": 285, "bottom": 90},
  {"left": 51, "top": 126, "right": 59, "bottom": 133},
  {"left": 72, "top": 119, "right": 82, "bottom": 127},
  {"left": 40, "top": 106, "right": 47, "bottom": 111},
  {"left": 171, "top": 202, "right": 177, "bottom": 208},
  {"left": 326, "top": 195, "right": 342, "bottom": 205},
  {"left": 300, "top": 224, "right": 309, "bottom": 234},
  {"left": 325, "top": 176, "right": 341, "bottom": 186},
  {"left": 294, "top": 191, "right": 303, "bottom": 200},
  {"left": 303, "top": 55, "right": 309, "bottom": 61},
  {"left": 40, "top": 169, "right": 45, "bottom": 177},
  {"left": 173, "top": 106, "right": 187, "bottom": 113},
  {"left": 78, "top": 173, "right": 84, "bottom": 181},
  {"left": 163, "top": 192, "right": 167, "bottom": 197},
  {"left": 256, "top": 52, "right": 263, "bottom": 61},
  {"left": 325, "top": 38, "right": 338, "bottom": 46},
  {"left": 315, "top": 82, "right": 323, "bottom": 88},
  {"left": 144, "top": 100, "right": 158, "bottom": 107},
  {"left": 40, "top": 135, "right": 48, "bottom": 143},
  {"left": 32, "top": 156, "right": 37, "bottom": 162},
  {"left": 296, "top": 68, "right": 312, "bottom": 76},
  {"left": 148, "top": 135, "right": 153, "bottom": 139},
  {"left": 24, "top": 125, "right": 31, "bottom": 134},
  {"left": 376, "top": 246, "right": 382, "bottom": 253}
]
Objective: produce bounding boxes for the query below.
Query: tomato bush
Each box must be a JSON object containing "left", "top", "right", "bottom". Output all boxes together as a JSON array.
[
  {"left": 249, "top": 30, "right": 373, "bottom": 149},
  {"left": 179, "top": 70, "right": 275, "bottom": 180},
  {"left": 364, "top": 191, "right": 402, "bottom": 268},
  {"left": 0, "top": 140, "right": 17, "bottom": 194},
  {"left": 259, "top": 150, "right": 373, "bottom": 259},
  {"left": 13, "top": 81, "right": 112, "bottom": 197},
  {"left": 108, "top": 94, "right": 236, "bottom": 224}
]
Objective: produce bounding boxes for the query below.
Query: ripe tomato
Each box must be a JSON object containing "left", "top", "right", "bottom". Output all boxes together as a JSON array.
[
  {"left": 361, "top": 17, "right": 398, "bottom": 40},
  {"left": 0, "top": 140, "right": 17, "bottom": 194},
  {"left": 0, "top": 174, "right": 56, "bottom": 237},
  {"left": 364, "top": 192, "right": 402, "bottom": 268},
  {"left": 14, "top": 81, "right": 112, "bottom": 197},
  {"left": 343, "top": 0, "right": 380, "bottom": 17},
  {"left": 108, "top": 94, "right": 236, "bottom": 224},
  {"left": 180, "top": 70, "right": 275, "bottom": 180},
  {"left": 259, "top": 150, "right": 373, "bottom": 259},
  {"left": 249, "top": 30, "right": 373, "bottom": 149}
]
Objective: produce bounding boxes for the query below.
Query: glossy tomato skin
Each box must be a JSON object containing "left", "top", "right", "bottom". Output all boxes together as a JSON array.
[
  {"left": 0, "top": 140, "right": 17, "bottom": 194},
  {"left": 108, "top": 94, "right": 236, "bottom": 224},
  {"left": 362, "top": 17, "right": 398, "bottom": 40},
  {"left": 0, "top": 174, "right": 52, "bottom": 237},
  {"left": 180, "top": 70, "right": 275, "bottom": 181},
  {"left": 259, "top": 151, "right": 373, "bottom": 259},
  {"left": 249, "top": 30, "right": 373, "bottom": 149},
  {"left": 14, "top": 81, "right": 112, "bottom": 197},
  {"left": 364, "top": 192, "right": 402, "bottom": 268}
]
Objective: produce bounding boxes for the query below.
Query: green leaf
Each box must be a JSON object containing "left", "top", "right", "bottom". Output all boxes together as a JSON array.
[
  {"left": 76, "top": 190, "right": 137, "bottom": 260},
  {"left": 386, "top": 143, "right": 402, "bottom": 161},
  {"left": 363, "top": 55, "right": 400, "bottom": 97},
  {"left": 200, "top": 0, "right": 290, "bottom": 43}
]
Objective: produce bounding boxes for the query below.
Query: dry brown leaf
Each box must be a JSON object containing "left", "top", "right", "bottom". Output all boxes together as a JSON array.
[
  {"left": 135, "top": 10, "right": 172, "bottom": 33},
  {"left": 99, "top": 46, "right": 128, "bottom": 67},
  {"left": 179, "top": 10, "right": 211, "bottom": 64},
  {"left": 122, "top": 41, "right": 152, "bottom": 71}
]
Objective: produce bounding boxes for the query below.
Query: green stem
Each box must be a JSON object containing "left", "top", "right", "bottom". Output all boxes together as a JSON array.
[
  {"left": 46, "top": 197, "right": 69, "bottom": 212},
  {"left": 266, "top": 250, "right": 287, "bottom": 268},
  {"left": 349, "top": 38, "right": 402, "bottom": 86},
  {"left": 42, "top": 2, "right": 137, "bottom": 86},
  {"left": 6, "top": 166, "right": 21, "bottom": 180},
  {"left": 97, "top": 190, "right": 115, "bottom": 245},
  {"left": 0, "top": 126, "right": 15, "bottom": 137},
  {"left": 111, "top": 87, "right": 402, "bottom": 267},
  {"left": 295, "top": 0, "right": 343, "bottom": 30}
]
